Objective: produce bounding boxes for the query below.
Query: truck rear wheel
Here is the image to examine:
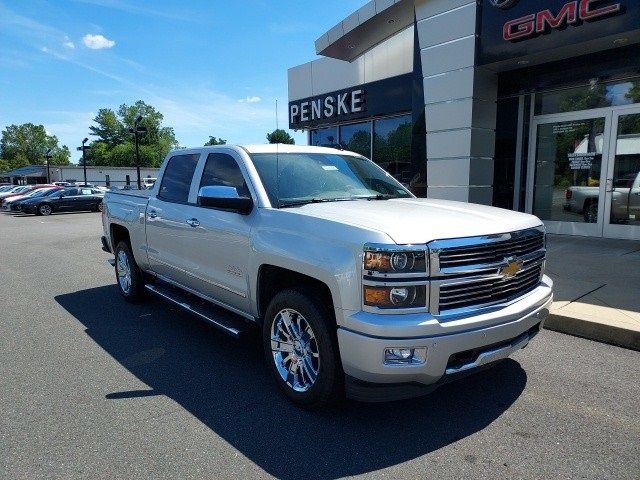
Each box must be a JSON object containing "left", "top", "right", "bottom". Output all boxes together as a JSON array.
[
  {"left": 263, "top": 288, "right": 343, "bottom": 409},
  {"left": 114, "top": 241, "right": 145, "bottom": 302},
  {"left": 584, "top": 201, "right": 598, "bottom": 223}
]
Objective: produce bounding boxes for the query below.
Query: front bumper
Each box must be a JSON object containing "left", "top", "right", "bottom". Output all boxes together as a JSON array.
[{"left": 337, "top": 276, "right": 553, "bottom": 401}]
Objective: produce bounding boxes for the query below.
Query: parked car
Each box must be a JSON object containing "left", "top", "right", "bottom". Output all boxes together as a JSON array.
[
  {"left": 0, "top": 185, "right": 17, "bottom": 193},
  {"left": 142, "top": 177, "right": 157, "bottom": 189},
  {"left": 21, "top": 187, "right": 104, "bottom": 216},
  {"left": 5, "top": 187, "right": 62, "bottom": 212},
  {"left": 0, "top": 185, "right": 32, "bottom": 200},
  {"left": 0, "top": 185, "right": 55, "bottom": 205},
  {"left": 102, "top": 145, "right": 553, "bottom": 408},
  {"left": 53, "top": 182, "right": 73, "bottom": 187},
  {"left": 565, "top": 171, "right": 640, "bottom": 223}
]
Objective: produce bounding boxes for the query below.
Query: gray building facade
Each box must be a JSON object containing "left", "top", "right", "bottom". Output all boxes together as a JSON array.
[{"left": 288, "top": 0, "right": 640, "bottom": 240}]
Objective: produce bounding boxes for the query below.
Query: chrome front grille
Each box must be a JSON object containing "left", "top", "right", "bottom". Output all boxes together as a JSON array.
[
  {"left": 438, "top": 263, "right": 542, "bottom": 312},
  {"left": 438, "top": 230, "right": 544, "bottom": 269},
  {"left": 429, "top": 227, "right": 546, "bottom": 316}
]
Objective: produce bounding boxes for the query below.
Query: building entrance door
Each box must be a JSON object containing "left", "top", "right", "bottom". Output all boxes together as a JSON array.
[
  {"left": 526, "top": 105, "right": 640, "bottom": 240},
  {"left": 527, "top": 111, "right": 612, "bottom": 237},
  {"left": 603, "top": 107, "right": 640, "bottom": 239}
]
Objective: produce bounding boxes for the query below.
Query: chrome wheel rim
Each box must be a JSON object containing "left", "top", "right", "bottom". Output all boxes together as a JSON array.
[
  {"left": 116, "top": 249, "right": 132, "bottom": 294},
  {"left": 271, "top": 308, "right": 320, "bottom": 392},
  {"left": 40, "top": 204, "right": 51, "bottom": 215},
  {"left": 98, "top": 202, "right": 103, "bottom": 212}
]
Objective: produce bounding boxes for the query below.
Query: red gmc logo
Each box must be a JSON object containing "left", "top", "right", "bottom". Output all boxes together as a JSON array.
[{"left": 503, "top": 0, "right": 622, "bottom": 41}]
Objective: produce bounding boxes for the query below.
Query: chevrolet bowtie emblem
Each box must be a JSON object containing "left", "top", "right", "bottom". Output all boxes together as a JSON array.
[{"left": 500, "top": 258, "right": 523, "bottom": 278}]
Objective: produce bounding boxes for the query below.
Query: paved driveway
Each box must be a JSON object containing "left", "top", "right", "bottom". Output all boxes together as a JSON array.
[{"left": 1, "top": 212, "right": 638, "bottom": 479}]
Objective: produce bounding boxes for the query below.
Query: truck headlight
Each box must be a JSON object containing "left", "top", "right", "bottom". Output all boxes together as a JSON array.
[
  {"left": 363, "top": 249, "right": 427, "bottom": 275},
  {"left": 363, "top": 285, "right": 427, "bottom": 309}
]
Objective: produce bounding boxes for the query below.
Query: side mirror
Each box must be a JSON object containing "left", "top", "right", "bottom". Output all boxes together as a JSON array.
[{"left": 197, "top": 186, "right": 253, "bottom": 215}]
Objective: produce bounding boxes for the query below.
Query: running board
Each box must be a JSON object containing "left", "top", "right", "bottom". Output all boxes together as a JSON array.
[{"left": 144, "top": 282, "right": 248, "bottom": 339}]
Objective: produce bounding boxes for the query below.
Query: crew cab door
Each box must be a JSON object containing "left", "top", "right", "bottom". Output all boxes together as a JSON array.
[
  {"left": 177, "top": 151, "right": 254, "bottom": 314},
  {"left": 145, "top": 152, "right": 202, "bottom": 286}
]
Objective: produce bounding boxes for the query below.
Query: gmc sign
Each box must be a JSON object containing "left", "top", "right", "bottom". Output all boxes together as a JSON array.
[
  {"left": 504, "top": 0, "right": 622, "bottom": 41},
  {"left": 478, "top": 0, "right": 636, "bottom": 66}
]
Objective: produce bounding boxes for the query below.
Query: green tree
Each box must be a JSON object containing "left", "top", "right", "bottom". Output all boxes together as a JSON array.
[
  {"left": 266, "top": 129, "right": 295, "bottom": 145},
  {"left": 0, "top": 123, "right": 70, "bottom": 172},
  {"left": 87, "top": 100, "right": 179, "bottom": 167},
  {"left": 205, "top": 136, "right": 226, "bottom": 146}
]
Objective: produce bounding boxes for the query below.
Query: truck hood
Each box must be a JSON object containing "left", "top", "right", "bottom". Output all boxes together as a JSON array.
[{"left": 287, "top": 198, "right": 542, "bottom": 244}]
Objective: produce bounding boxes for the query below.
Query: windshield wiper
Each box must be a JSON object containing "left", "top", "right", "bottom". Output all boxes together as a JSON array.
[
  {"left": 278, "top": 197, "right": 356, "bottom": 208},
  {"left": 354, "top": 194, "right": 396, "bottom": 201}
]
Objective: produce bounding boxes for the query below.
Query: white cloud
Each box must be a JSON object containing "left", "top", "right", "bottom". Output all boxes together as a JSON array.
[
  {"left": 82, "top": 34, "right": 115, "bottom": 49},
  {"left": 63, "top": 36, "right": 75, "bottom": 49},
  {"left": 238, "top": 96, "right": 261, "bottom": 104}
]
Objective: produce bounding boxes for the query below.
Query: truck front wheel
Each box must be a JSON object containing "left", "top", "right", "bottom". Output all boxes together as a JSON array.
[
  {"left": 114, "top": 241, "right": 145, "bottom": 302},
  {"left": 263, "top": 288, "right": 343, "bottom": 409}
]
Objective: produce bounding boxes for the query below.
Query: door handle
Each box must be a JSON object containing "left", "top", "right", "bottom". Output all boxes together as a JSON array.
[
  {"left": 186, "top": 218, "right": 200, "bottom": 228},
  {"left": 148, "top": 210, "right": 157, "bottom": 219}
]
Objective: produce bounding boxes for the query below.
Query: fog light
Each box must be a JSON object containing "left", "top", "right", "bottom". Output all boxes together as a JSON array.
[{"left": 384, "top": 347, "right": 427, "bottom": 365}]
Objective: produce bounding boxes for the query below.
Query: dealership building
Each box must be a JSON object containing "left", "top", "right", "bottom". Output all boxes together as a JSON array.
[{"left": 288, "top": 0, "right": 640, "bottom": 240}]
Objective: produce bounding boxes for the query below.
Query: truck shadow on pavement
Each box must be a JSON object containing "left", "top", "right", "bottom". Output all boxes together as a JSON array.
[{"left": 56, "top": 285, "right": 527, "bottom": 479}]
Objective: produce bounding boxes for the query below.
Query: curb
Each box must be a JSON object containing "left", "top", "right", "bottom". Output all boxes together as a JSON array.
[{"left": 544, "top": 313, "right": 640, "bottom": 352}]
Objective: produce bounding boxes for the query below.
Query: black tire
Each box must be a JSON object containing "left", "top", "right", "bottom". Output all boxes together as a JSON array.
[
  {"left": 263, "top": 288, "right": 343, "bottom": 409},
  {"left": 97, "top": 201, "right": 104, "bottom": 212},
  {"left": 37, "top": 203, "right": 53, "bottom": 216},
  {"left": 114, "top": 241, "right": 145, "bottom": 302},
  {"left": 583, "top": 201, "right": 598, "bottom": 223}
]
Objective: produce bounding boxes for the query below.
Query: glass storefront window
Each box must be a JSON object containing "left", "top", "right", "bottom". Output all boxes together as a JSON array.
[
  {"left": 533, "top": 118, "right": 605, "bottom": 223},
  {"left": 310, "top": 127, "right": 338, "bottom": 147},
  {"left": 339, "top": 122, "right": 371, "bottom": 158},
  {"left": 309, "top": 114, "right": 421, "bottom": 195},
  {"left": 373, "top": 115, "right": 412, "bottom": 184},
  {"left": 535, "top": 78, "right": 640, "bottom": 116},
  {"left": 609, "top": 113, "right": 640, "bottom": 226}
]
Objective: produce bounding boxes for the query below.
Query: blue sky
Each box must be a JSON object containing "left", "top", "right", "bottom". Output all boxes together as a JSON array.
[{"left": 0, "top": 0, "right": 365, "bottom": 163}]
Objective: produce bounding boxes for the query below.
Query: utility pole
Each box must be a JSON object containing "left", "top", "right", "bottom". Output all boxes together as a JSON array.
[
  {"left": 76, "top": 138, "right": 90, "bottom": 186},
  {"left": 129, "top": 114, "right": 147, "bottom": 190},
  {"left": 44, "top": 148, "right": 52, "bottom": 183}
]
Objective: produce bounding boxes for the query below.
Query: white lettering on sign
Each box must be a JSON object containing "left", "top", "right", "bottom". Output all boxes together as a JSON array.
[
  {"left": 311, "top": 99, "right": 321, "bottom": 120},
  {"left": 351, "top": 89, "right": 364, "bottom": 112},
  {"left": 568, "top": 152, "right": 597, "bottom": 170},
  {"left": 289, "top": 104, "right": 299, "bottom": 124},
  {"left": 324, "top": 97, "right": 335, "bottom": 117},
  {"left": 289, "top": 89, "right": 366, "bottom": 126},
  {"left": 337, "top": 93, "right": 349, "bottom": 115}
]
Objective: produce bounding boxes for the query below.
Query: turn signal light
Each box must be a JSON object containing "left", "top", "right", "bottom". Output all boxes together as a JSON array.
[{"left": 363, "top": 285, "right": 426, "bottom": 309}]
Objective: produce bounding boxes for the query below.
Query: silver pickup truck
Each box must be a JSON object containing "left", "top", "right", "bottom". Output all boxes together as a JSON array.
[
  {"left": 101, "top": 144, "right": 553, "bottom": 408},
  {"left": 565, "top": 172, "right": 640, "bottom": 223}
]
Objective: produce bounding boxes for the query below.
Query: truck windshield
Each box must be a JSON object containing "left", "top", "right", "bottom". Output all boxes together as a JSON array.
[{"left": 249, "top": 152, "right": 413, "bottom": 207}]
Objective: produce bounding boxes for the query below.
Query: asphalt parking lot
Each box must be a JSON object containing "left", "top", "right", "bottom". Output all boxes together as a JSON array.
[{"left": 1, "top": 212, "right": 639, "bottom": 479}]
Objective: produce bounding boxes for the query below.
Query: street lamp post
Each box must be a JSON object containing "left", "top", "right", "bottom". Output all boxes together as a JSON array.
[
  {"left": 44, "top": 148, "right": 52, "bottom": 183},
  {"left": 76, "top": 138, "right": 90, "bottom": 186},
  {"left": 129, "top": 115, "right": 147, "bottom": 190}
]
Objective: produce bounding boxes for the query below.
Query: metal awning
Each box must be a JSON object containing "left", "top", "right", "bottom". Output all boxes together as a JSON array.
[
  {"left": 315, "top": 0, "right": 413, "bottom": 62},
  {"left": 1, "top": 165, "right": 47, "bottom": 177}
]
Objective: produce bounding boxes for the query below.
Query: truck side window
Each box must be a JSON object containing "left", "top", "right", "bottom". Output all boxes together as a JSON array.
[
  {"left": 199, "top": 153, "right": 250, "bottom": 197},
  {"left": 158, "top": 154, "right": 200, "bottom": 203}
]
